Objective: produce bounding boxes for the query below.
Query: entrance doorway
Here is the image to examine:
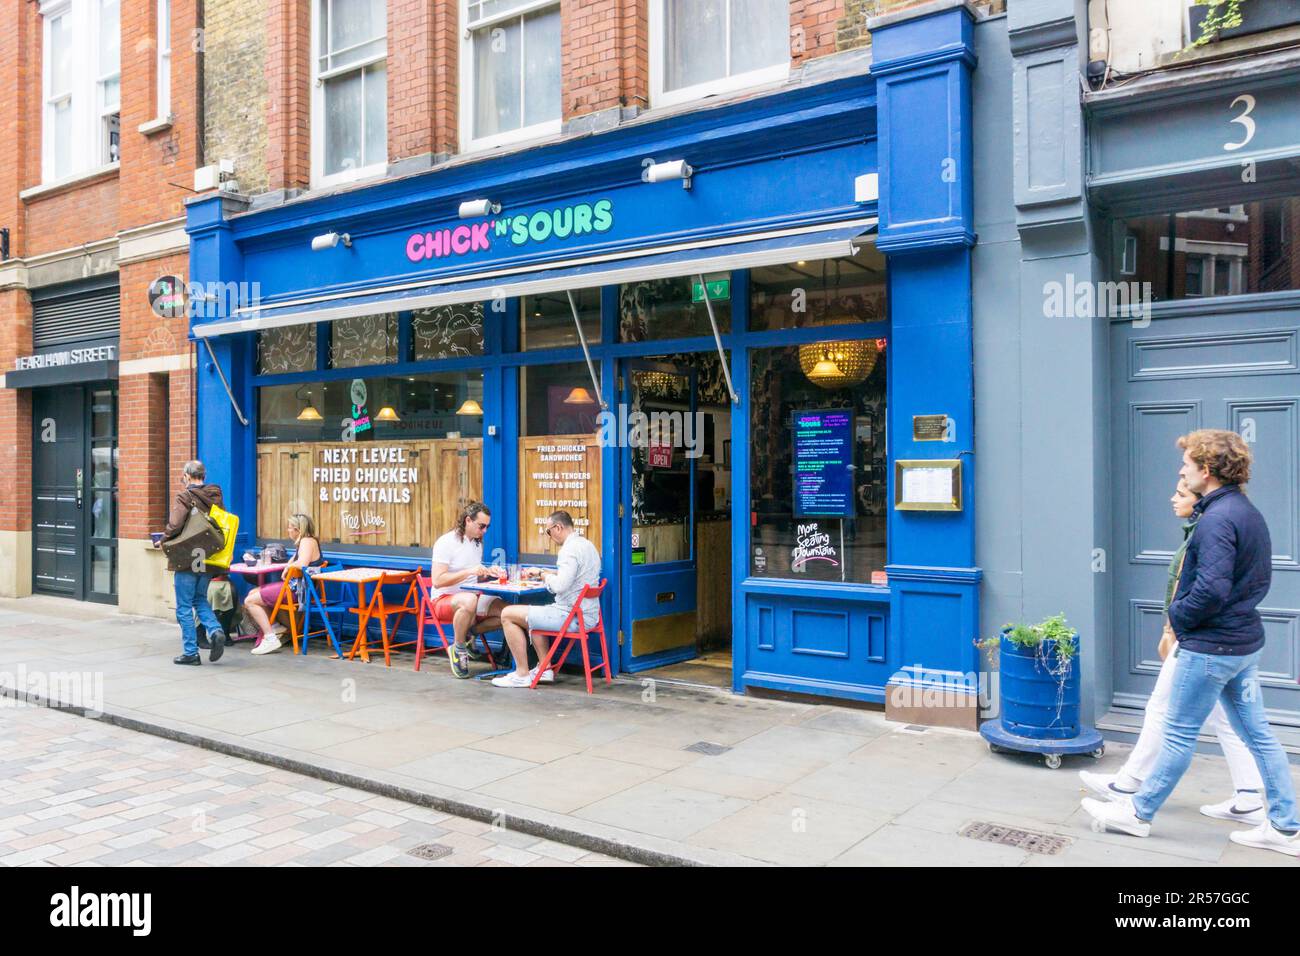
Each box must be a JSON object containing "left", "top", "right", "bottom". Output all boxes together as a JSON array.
[
  {"left": 32, "top": 385, "right": 119, "bottom": 603},
  {"left": 619, "top": 352, "right": 733, "bottom": 682}
]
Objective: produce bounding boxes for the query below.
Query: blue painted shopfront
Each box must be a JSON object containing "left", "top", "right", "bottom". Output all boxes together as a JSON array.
[{"left": 186, "top": 4, "right": 981, "bottom": 710}]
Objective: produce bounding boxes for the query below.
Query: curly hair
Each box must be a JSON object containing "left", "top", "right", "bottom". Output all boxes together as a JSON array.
[
  {"left": 454, "top": 501, "right": 490, "bottom": 541},
  {"left": 1177, "top": 429, "right": 1252, "bottom": 485}
]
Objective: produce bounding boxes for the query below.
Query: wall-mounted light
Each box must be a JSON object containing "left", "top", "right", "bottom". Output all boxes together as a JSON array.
[
  {"left": 311, "top": 231, "right": 352, "bottom": 251},
  {"left": 455, "top": 399, "right": 484, "bottom": 416},
  {"left": 643, "top": 158, "right": 693, "bottom": 190},
  {"left": 459, "top": 199, "right": 501, "bottom": 218}
]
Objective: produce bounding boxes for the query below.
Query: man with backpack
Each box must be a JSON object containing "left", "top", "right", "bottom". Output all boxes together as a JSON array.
[{"left": 158, "top": 460, "right": 229, "bottom": 665}]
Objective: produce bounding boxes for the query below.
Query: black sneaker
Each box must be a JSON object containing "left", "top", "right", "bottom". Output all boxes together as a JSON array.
[
  {"left": 209, "top": 632, "right": 226, "bottom": 663},
  {"left": 174, "top": 654, "right": 201, "bottom": 666},
  {"left": 448, "top": 642, "right": 470, "bottom": 679}
]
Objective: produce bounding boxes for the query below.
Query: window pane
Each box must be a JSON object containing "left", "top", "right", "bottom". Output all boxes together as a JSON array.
[
  {"left": 100, "top": 0, "right": 120, "bottom": 76},
  {"left": 160, "top": 0, "right": 170, "bottom": 49},
  {"left": 750, "top": 249, "right": 887, "bottom": 331},
  {"left": 411, "top": 303, "right": 487, "bottom": 360},
  {"left": 54, "top": 99, "right": 73, "bottom": 179},
  {"left": 363, "top": 62, "right": 386, "bottom": 167},
  {"left": 730, "top": 0, "right": 788, "bottom": 75},
  {"left": 329, "top": 312, "right": 399, "bottom": 368},
  {"left": 470, "top": 0, "right": 535, "bottom": 22},
  {"left": 665, "top": 0, "right": 725, "bottom": 92},
  {"left": 92, "top": 544, "right": 115, "bottom": 594},
  {"left": 329, "top": 0, "right": 385, "bottom": 54},
  {"left": 619, "top": 274, "right": 731, "bottom": 342},
  {"left": 750, "top": 344, "right": 887, "bottom": 584},
  {"left": 324, "top": 69, "right": 362, "bottom": 175},
  {"left": 521, "top": 289, "right": 601, "bottom": 350},
  {"left": 50, "top": 15, "right": 74, "bottom": 95},
  {"left": 474, "top": 18, "right": 521, "bottom": 138},
  {"left": 258, "top": 325, "right": 318, "bottom": 374},
  {"left": 522, "top": 8, "right": 561, "bottom": 127},
  {"left": 1113, "top": 197, "right": 1300, "bottom": 300}
]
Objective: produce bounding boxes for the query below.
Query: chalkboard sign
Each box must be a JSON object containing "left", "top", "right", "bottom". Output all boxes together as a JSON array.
[{"left": 792, "top": 408, "right": 856, "bottom": 518}]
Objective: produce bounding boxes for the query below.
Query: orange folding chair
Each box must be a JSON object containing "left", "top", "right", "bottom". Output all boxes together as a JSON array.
[
  {"left": 266, "top": 562, "right": 342, "bottom": 656},
  {"left": 529, "top": 579, "right": 611, "bottom": 694},
  {"left": 347, "top": 569, "right": 422, "bottom": 666},
  {"left": 413, "top": 575, "right": 497, "bottom": 672}
]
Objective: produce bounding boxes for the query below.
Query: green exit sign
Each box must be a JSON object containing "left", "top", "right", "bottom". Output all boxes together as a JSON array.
[{"left": 691, "top": 279, "right": 731, "bottom": 303}]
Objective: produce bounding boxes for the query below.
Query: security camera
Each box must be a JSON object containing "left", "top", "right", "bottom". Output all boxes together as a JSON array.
[{"left": 310, "top": 232, "right": 352, "bottom": 251}]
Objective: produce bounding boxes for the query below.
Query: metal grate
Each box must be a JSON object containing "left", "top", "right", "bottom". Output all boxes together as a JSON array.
[
  {"left": 959, "top": 821, "right": 1071, "bottom": 856},
  {"left": 683, "top": 741, "right": 731, "bottom": 756},
  {"left": 32, "top": 284, "right": 120, "bottom": 348},
  {"left": 406, "top": 843, "right": 454, "bottom": 861}
]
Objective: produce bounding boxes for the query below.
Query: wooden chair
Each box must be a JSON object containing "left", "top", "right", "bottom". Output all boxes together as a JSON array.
[
  {"left": 529, "top": 579, "right": 610, "bottom": 694},
  {"left": 413, "top": 575, "right": 498, "bottom": 672},
  {"left": 347, "top": 569, "right": 422, "bottom": 666},
  {"left": 266, "top": 562, "right": 342, "bottom": 657}
]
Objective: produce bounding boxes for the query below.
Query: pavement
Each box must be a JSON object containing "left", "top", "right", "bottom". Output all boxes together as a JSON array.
[{"left": 1, "top": 594, "right": 1296, "bottom": 867}]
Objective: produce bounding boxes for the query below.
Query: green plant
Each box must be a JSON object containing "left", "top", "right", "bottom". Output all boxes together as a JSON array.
[
  {"left": 975, "top": 613, "right": 1078, "bottom": 661},
  {"left": 1183, "top": 0, "right": 1248, "bottom": 53}
]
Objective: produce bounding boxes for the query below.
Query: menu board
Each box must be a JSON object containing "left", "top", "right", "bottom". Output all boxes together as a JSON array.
[
  {"left": 519, "top": 434, "right": 602, "bottom": 557},
  {"left": 792, "top": 409, "right": 856, "bottom": 518}
]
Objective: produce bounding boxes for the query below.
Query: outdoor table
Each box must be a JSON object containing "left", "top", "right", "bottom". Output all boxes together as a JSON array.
[
  {"left": 461, "top": 578, "right": 555, "bottom": 676},
  {"left": 306, "top": 566, "right": 395, "bottom": 661}
]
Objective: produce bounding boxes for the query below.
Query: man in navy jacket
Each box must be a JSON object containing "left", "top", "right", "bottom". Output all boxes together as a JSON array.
[{"left": 1083, "top": 430, "right": 1299, "bottom": 857}]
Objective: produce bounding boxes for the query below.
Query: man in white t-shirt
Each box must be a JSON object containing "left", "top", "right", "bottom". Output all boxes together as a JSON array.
[{"left": 429, "top": 501, "right": 505, "bottom": 679}]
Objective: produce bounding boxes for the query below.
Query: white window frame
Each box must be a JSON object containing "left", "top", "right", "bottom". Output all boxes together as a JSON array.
[
  {"left": 459, "top": 0, "right": 562, "bottom": 153},
  {"left": 96, "top": 0, "right": 121, "bottom": 164},
  {"left": 310, "top": 0, "right": 388, "bottom": 190},
  {"left": 649, "top": 0, "right": 791, "bottom": 110},
  {"left": 40, "top": 0, "right": 120, "bottom": 185},
  {"left": 157, "top": 0, "right": 171, "bottom": 120}
]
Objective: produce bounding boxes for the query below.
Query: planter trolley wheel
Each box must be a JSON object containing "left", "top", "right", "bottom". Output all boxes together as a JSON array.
[
  {"left": 1044, "top": 754, "right": 1062, "bottom": 770},
  {"left": 1091, "top": 746, "right": 1106, "bottom": 759}
]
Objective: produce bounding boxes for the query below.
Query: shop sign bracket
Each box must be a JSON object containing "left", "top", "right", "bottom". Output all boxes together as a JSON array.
[
  {"left": 697, "top": 273, "right": 738, "bottom": 404},
  {"left": 200, "top": 338, "right": 249, "bottom": 427},
  {"left": 567, "top": 289, "right": 607, "bottom": 409}
]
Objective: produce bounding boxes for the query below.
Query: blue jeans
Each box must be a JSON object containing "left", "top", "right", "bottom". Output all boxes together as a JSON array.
[
  {"left": 174, "top": 570, "right": 223, "bottom": 657},
  {"left": 1133, "top": 647, "right": 1299, "bottom": 831}
]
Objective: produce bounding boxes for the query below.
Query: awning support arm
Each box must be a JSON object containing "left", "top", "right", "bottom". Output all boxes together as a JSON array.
[
  {"left": 567, "top": 290, "right": 607, "bottom": 410},
  {"left": 200, "top": 338, "right": 249, "bottom": 427},
  {"left": 697, "top": 274, "right": 739, "bottom": 404}
]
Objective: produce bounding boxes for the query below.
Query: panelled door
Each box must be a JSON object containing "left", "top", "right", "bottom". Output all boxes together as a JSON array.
[{"left": 1110, "top": 305, "right": 1300, "bottom": 727}]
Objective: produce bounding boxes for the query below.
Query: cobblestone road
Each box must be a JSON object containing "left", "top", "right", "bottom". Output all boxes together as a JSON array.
[{"left": 0, "top": 705, "right": 636, "bottom": 867}]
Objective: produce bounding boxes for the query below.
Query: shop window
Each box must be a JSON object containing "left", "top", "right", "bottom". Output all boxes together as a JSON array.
[
  {"left": 313, "top": 0, "right": 387, "bottom": 186},
  {"left": 42, "top": 0, "right": 121, "bottom": 182},
  {"left": 257, "top": 325, "right": 318, "bottom": 375},
  {"left": 410, "top": 303, "right": 486, "bottom": 360},
  {"left": 619, "top": 274, "right": 731, "bottom": 342},
  {"left": 653, "top": 0, "right": 790, "bottom": 107},
  {"left": 519, "top": 363, "right": 602, "bottom": 559},
  {"left": 1114, "top": 195, "right": 1300, "bottom": 300},
  {"left": 329, "top": 312, "right": 399, "bottom": 368},
  {"left": 749, "top": 343, "right": 887, "bottom": 584},
  {"left": 750, "top": 249, "right": 887, "bottom": 331},
  {"left": 464, "top": 0, "right": 561, "bottom": 149},
  {"left": 256, "top": 372, "right": 484, "bottom": 549},
  {"left": 520, "top": 290, "right": 601, "bottom": 350}
]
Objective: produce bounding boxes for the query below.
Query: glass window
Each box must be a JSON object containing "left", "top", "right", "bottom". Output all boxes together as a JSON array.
[
  {"left": 521, "top": 289, "right": 601, "bottom": 350},
  {"left": 519, "top": 362, "right": 602, "bottom": 558},
  {"left": 1114, "top": 196, "right": 1300, "bottom": 300},
  {"left": 749, "top": 342, "right": 887, "bottom": 584},
  {"left": 619, "top": 274, "right": 731, "bottom": 342},
  {"left": 258, "top": 325, "right": 318, "bottom": 375},
  {"left": 157, "top": 0, "right": 171, "bottom": 117},
  {"left": 42, "top": 0, "right": 123, "bottom": 181},
  {"left": 329, "top": 312, "right": 399, "bottom": 368},
  {"left": 411, "top": 302, "right": 486, "bottom": 360},
  {"left": 468, "top": 0, "right": 561, "bottom": 144},
  {"left": 256, "top": 372, "right": 484, "bottom": 549},
  {"left": 315, "top": 0, "right": 387, "bottom": 181},
  {"left": 750, "top": 249, "right": 887, "bottom": 331},
  {"left": 45, "top": 9, "right": 76, "bottom": 180},
  {"left": 98, "top": 0, "right": 120, "bottom": 164},
  {"left": 661, "top": 0, "right": 788, "bottom": 98}
]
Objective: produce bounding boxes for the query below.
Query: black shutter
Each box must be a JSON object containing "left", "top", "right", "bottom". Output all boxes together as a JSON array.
[{"left": 32, "top": 283, "right": 121, "bottom": 349}]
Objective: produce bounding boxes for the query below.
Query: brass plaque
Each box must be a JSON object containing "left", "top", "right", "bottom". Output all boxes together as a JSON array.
[
  {"left": 894, "top": 459, "right": 962, "bottom": 512},
  {"left": 913, "top": 414, "right": 949, "bottom": 441},
  {"left": 632, "top": 611, "right": 698, "bottom": 656}
]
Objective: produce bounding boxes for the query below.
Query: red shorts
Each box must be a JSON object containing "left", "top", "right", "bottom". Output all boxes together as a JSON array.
[{"left": 431, "top": 592, "right": 495, "bottom": 623}]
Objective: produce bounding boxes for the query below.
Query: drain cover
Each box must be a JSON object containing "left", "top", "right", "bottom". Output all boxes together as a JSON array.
[
  {"left": 684, "top": 741, "right": 731, "bottom": 756},
  {"left": 901, "top": 725, "right": 930, "bottom": 733},
  {"left": 959, "top": 822, "right": 1070, "bottom": 856},
  {"left": 407, "top": 843, "right": 454, "bottom": 861}
]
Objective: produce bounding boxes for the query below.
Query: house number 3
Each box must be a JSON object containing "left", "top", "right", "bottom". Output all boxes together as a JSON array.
[{"left": 1223, "top": 94, "right": 1256, "bottom": 152}]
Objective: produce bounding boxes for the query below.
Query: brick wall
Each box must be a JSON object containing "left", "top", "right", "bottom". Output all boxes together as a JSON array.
[
  {"left": 0, "top": 289, "right": 33, "bottom": 535},
  {"left": 265, "top": 0, "right": 310, "bottom": 192},
  {"left": 205, "top": 0, "right": 271, "bottom": 194},
  {"left": 563, "top": 0, "right": 650, "bottom": 121},
  {"left": 388, "top": 0, "right": 461, "bottom": 162}
]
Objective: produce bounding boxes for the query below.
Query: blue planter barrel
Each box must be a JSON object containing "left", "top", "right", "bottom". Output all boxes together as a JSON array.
[{"left": 999, "top": 630, "right": 1080, "bottom": 740}]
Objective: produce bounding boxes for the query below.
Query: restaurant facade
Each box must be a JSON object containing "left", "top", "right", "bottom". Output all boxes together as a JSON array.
[{"left": 186, "top": 2, "right": 983, "bottom": 724}]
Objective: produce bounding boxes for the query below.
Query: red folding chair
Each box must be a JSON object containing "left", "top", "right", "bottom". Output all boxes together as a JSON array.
[
  {"left": 347, "top": 569, "right": 422, "bottom": 667},
  {"left": 529, "top": 579, "right": 610, "bottom": 694},
  {"left": 413, "top": 575, "right": 497, "bottom": 671}
]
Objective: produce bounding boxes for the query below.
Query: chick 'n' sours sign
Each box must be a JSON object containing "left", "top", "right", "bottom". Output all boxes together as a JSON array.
[{"left": 405, "top": 199, "right": 615, "bottom": 264}]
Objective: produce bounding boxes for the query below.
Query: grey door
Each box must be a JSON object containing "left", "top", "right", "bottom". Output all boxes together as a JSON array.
[
  {"left": 32, "top": 388, "right": 85, "bottom": 597},
  {"left": 1110, "top": 303, "right": 1300, "bottom": 727}
]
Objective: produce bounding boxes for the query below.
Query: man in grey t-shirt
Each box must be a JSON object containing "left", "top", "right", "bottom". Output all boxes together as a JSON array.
[{"left": 493, "top": 510, "right": 602, "bottom": 689}]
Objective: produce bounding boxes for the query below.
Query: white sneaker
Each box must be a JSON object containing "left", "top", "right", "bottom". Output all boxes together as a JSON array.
[
  {"left": 1079, "top": 770, "right": 1139, "bottom": 802},
  {"left": 251, "top": 634, "right": 282, "bottom": 656},
  {"left": 491, "top": 671, "right": 535, "bottom": 688},
  {"left": 1200, "top": 793, "right": 1266, "bottom": 826},
  {"left": 272, "top": 623, "right": 287, "bottom": 636},
  {"left": 1081, "top": 795, "right": 1151, "bottom": 838},
  {"left": 529, "top": 666, "right": 555, "bottom": 685},
  {"left": 1228, "top": 821, "right": 1300, "bottom": 857}
]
